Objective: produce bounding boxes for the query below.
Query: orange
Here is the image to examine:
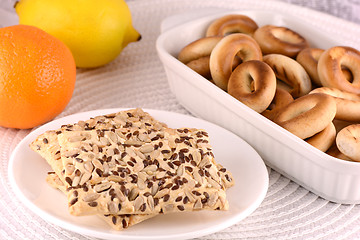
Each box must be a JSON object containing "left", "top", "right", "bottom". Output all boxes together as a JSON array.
[{"left": 0, "top": 25, "right": 76, "bottom": 129}]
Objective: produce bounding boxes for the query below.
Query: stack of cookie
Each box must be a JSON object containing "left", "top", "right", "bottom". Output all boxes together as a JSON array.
[{"left": 30, "top": 108, "right": 234, "bottom": 230}]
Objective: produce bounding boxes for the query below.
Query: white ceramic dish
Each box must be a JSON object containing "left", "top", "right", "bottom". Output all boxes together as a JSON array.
[
  {"left": 156, "top": 9, "right": 360, "bottom": 204},
  {"left": 8, "top": 108, "right": 268, "bottom": 240}
]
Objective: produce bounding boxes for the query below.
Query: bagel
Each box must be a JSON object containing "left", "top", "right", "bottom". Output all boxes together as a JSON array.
[
  {"left": 342, "top": 67, "right": 353, "bottom": 82},
  {"left": 209, "top": 33, "right": 263, "bottom": 90},
  {"left": 261, "top": 88, "right": 294, "bottom": 120},
  {"left": 263, "top": 54, "right": 312, "bottom": 98},
  {"left": 318, "top": 46, "right": 360, "bottom": 94},
  {"left": 333, "top": 119, "right": 353, "bottom": 134},
  {"left": 309, "top": 87, "right": 360, "bottom": 122},
  {"left": 178, "top": 36, "right": 222, "bottom": 64},
  {"left": 306, "top": 122, "right": 336, "bottom": 152},
  {"left": 273, "top": 93, "right": 336, "bottom": 139},
  {"left": 185, "top": 56, "right": 242, "bottom": 80},
  {"left": 178, "top": 37, "right": 222, "bottom": 79},
  {"left": 336, "top": 124, "right": 360, "bottom": 162},
  {"left": 296, "top": 48, "right": 324, "bottom": 86},
  {"left": 184, "top": 56, "right": 212, "bottom": 79},
  {"left": 296, "top": 48, "right": 354, "bottom": 86},
  {"left": 326, "top": 144, "right": 354, "bottom": 161},
  {"left": 227, "top": 60, "right": 277, "bottom": 113},
  {"left": 206, "top": 14, "right": 259, "bottom": 37},
  {"left": 253, "top": 25, "right": 309, "bottom": 58}
]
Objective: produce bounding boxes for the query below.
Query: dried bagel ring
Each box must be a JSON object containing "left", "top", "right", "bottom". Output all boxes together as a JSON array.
[
  {"left": 184, "top": 57, "right": 212, "bottom": 79},
  {"left": 261, "top": 88, "right": 294, "bottom": 120},
  {"left": 309, "top": 87, "right": 360, "bottom": 122},
  {"left": 336, "top": 124, "right": 360, "bottom": 162},
  {"left": 206, "top": 14, "right": 258, "bottom": 37},
  {"left": 306, "top": 122, "right": 336, "bottom": 152},
  {"left": 296, "top": 48, "right": 324, "bottom": 86},
  {"left": 227, "top": 60, "right": 276, "bottom": 113},
  {"left": 186, "top": 57, "right": 242, "bottom": 80},
  {"left": 178, "top": 36, "right": 222, "bottom": 78},
  {"left": 253, "top": 25, "right": 309, "bottom": 58},
  {"left": 333, "top": 119, "right": 353, "bottom": 134},
  {"left": 263, "top": 54, "right": 312, "bottom": 98},
  {"left": 318, "top": 46, "right": 360, "bottom": 94},
  {"left": 342, "top": 68, "right": 353, "bottom": 82},
  {"left": 297, "top": 48, "right": 353, "bottom": 87},
  {"left": 178, "top": 36, "right": 242, "bottom": 79},
  {"left": 326, "top": 144, "right": 354, "bottom": 161},
  {"left": 273, "top": 93, "right": 336, "bottom": 139},
  {"left": 178, "top": 36, "right": 222, "bottom": 63},
  {"left": 210, "top": 33, "right": 262, "bottom": 90}
]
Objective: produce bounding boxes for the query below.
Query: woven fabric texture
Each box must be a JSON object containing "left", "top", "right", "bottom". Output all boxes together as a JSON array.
[{"left": 1, "top": 0, "right": 360, "bottom": 239}]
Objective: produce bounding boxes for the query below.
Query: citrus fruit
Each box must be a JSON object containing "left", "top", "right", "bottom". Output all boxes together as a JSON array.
[
  {"left": 0, "top": 25, "right": 76, "bottom": 129},
  {"left": 15, "top": 0, "right": 141, "bottom": 68}
]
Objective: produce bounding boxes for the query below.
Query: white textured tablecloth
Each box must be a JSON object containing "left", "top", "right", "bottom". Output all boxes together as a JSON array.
[{"left": 1, "top": 0, "right": 360, "bottom": 239}]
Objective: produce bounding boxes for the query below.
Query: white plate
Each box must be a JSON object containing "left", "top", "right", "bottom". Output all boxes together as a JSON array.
[{"left": 8, "top": 108, "right": 268, "bottom": 240}]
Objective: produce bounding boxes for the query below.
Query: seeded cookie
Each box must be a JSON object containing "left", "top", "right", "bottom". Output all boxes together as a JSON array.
[
  {"left": 58, "top": 127, "right": 233, "bottom": 216},
  {"left": 30, "top": 130, "right": 64, "bottom": 181},
  {"left": 30, "top": 108, "right": 168, "bottom": 185},
  {"left": 30, "top": 108, "right": 167, "bottom": 231},
  {"left": 46, "top": 172, "right": 155, "bottom": 230},
  {"left": 30, "top": 108, "right": 234, "bottom": 217},
  {"left": 59, "top": 108, "right": 167, "bottom": 132}
]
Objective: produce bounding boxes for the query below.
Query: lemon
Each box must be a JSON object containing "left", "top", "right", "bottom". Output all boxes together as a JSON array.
[{"left": 15, "top": 0, "right": 141, "bottom": 68}]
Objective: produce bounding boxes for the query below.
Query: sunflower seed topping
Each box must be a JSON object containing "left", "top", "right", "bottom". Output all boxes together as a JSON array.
[{"left": 36, "top": 109, "right": 231, "bottom": 217}]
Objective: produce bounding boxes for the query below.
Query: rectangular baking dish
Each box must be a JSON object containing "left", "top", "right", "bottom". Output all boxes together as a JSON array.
[{"left": 156, "top": 9, "right": 360, "bottom": 204}]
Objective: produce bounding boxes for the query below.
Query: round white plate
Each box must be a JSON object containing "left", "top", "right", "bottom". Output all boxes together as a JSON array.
[{"left": 8, "top": 108, "right": 269, "bottom": 240}]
